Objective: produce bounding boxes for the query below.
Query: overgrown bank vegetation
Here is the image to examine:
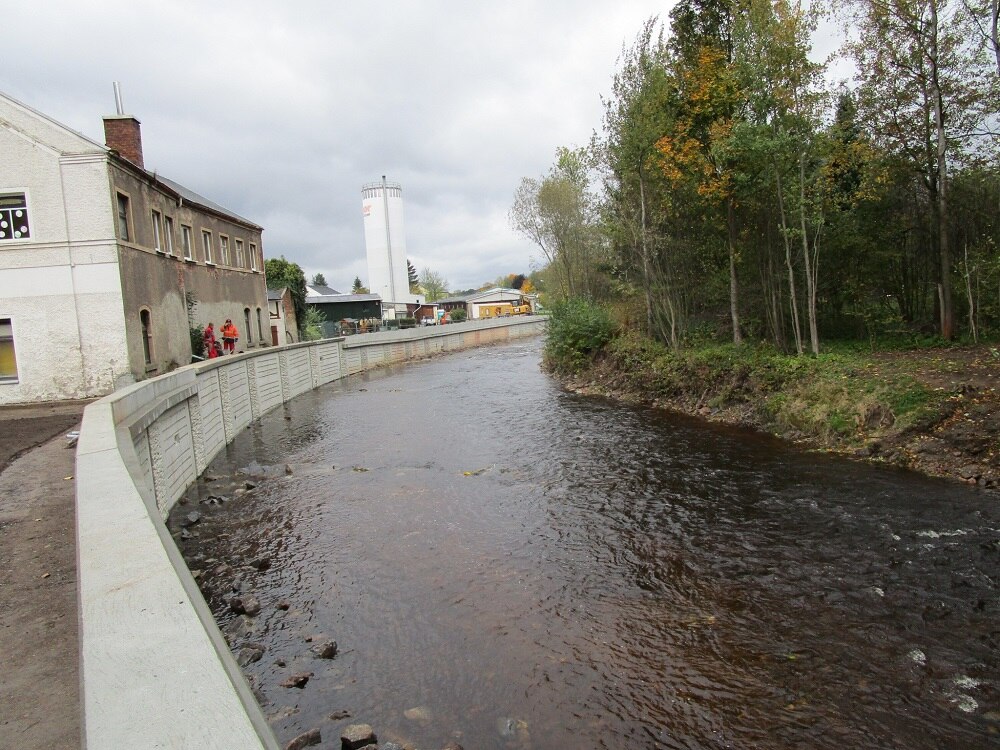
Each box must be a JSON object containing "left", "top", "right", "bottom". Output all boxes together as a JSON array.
[
  {"left": 543, "top": 299, "right": 1000, "bottom": 488},
  {"left": 511, "top": 0, "right": 1000, "bottom": 485},
  {"left": 512, "top": 0, "right": 1000, "bottom": 350}
]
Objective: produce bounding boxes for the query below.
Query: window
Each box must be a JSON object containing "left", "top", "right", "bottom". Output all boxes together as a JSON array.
[
  {"left": 202, "top": 230, "right": 213, "bottom": 264},
  {"left": 181, "top": 225, "right": 193, "bottom": 260},
  {"left": 250, "top": 242, "right": 258, "bottom": 271},
  {"left": 116, "top": 193, "right": 131, "bottom": 241},
  {"left": 256, "top": 308, "right": 263, "bottom": 343},
  {"left": 164, "top": 216, "right": 174, "bottom": 256},
  {"left": 139, "top": 309, "right": 152, "bottom": 366},
  {"left": 151, "top": 210, "right": 163, "bottom": 253},
  {"left": 219, "top": 235, "right": 230, "bottom": 265},
  {"left": 0, "top": 319, "right": 17, "bottom": 381},
  {"left": 244, "top": 308, "right": 252, "bottom": 344},
  {"left": 0, "top": 194, "right": 30, "bottom": 241},
  {"left": 235, "top": 239, "right": 245, "bottom": 268}
]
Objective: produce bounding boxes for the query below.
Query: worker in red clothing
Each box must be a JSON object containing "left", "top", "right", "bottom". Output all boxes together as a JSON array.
[
  {"left": 221, "top": 319, "right": 239, "bottom": 354},
  {"left": 203, "top": 322, "right": 218, "bottom": 359}
]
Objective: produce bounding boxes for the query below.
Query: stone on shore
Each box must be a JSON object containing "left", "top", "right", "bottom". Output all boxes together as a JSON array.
[
  {"left": 280, "top": 671, "right": 313, "bottom": 689},
  {"left": 312, "top": 640, "right": 338, "bottom": 659},
  {"left": 229, "top": 595, "right": 261, "bottom": 616},
  {"left": 341, "top": 723, "right": 377, "bottom": 749},
  {"left": 284, "top": 727, "right": 322, "bottom": 750}
]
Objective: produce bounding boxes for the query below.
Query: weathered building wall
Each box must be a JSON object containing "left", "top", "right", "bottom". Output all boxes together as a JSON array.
[
  {"left": 0, "top": 96, "right": 129, "bottom": 404},
  {"left": 109, "top": 163, "right": 268, "bottom": 377}
]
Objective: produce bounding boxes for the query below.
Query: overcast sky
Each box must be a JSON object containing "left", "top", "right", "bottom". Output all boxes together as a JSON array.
[{"left": 6, "top": 1, "right": 843, "bottom": 293}]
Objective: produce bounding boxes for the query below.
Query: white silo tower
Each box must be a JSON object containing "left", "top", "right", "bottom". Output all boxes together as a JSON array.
[{"left": 362, "top": 177, "right": 420, "bottom": 315}]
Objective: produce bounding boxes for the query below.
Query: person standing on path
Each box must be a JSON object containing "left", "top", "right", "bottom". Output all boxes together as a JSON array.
[{"left": 221, "top": 319, "right": 239, "bottom": 355}]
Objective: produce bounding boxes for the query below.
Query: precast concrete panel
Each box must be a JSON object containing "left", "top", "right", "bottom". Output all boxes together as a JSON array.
[
  {"left": 220, "top": 362, "right": 253, "bottom": 440},
  {"left": 343, "top": 348, "right": 363, "bottom": 375},
  {"left": 312, "top": 341, "right": 343, "bottom": 385},
  {"left": 286, "top": 348, "right": 312, "bottom": 398},
  {"left": 197, "top": 371, "right": 225, "bottom": 466},
  {"left": 148, "top": 401, "right": 197, "bottom": 514},
  {"left": 253, "top": 353, "right": 283, "bottom": 414}
]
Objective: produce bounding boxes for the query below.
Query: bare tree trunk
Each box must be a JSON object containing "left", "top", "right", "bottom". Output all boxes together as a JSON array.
[
  {"left": 963, "top": 242, "right": 978, "bottom": 341},
  {"left": 726, "top": 198, "right": 742, "bottom": 345},
  {"left": 775, "top": 162, "right": 803, "bottom": 354},
  {"left": 929, "top": 0, "right": 954, "bottom": 339},
  {"left": 638, "top": 171, "right": 654, "bottom": 337},
  {"left": 799, "top": 152, "right": 820, "bottom": 354},
  {"left": 993, "top": 0, "right": 1000, "bottom": 75}
]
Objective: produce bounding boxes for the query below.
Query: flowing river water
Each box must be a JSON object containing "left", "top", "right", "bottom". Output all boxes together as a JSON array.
[{"left": 171, "top": 338, "right": 999, "bottom": 749}]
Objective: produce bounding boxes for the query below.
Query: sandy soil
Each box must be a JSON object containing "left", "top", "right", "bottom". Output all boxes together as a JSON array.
[{"left": 0, "top": 404, "right": 85, "bottom": 750}]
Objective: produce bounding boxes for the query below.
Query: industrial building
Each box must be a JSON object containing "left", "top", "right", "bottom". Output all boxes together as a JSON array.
[{"left": 361, "top": 177, "right": 422, "bottom": 319}]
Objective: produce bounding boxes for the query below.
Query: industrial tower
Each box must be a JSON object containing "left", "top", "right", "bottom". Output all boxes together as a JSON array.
[{"left": 361, "top": 177, "right": 420, "bottom": 315}]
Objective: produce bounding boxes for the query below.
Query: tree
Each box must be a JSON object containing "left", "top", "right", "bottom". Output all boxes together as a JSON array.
[
  {"left": 510, "top": 147, "right": 600, "bottom": 300},
  {"left": 311, "top": 272, "right": 327, "bottom": 287},
  {"left": 264, "top": 257, "right": 308, "bottom": 333},
  {"left": 419, "top": 268, "right": 450, "bottom": 301},
  {"left": 845, "top": 0, "right": 995, "bottom": 338},
  {"left": 300, "top": 307, "right": 326, "bottom": 341},
  {"left": 407, "top": 260, "right": 420, "bottom": 293},
  {"left": 352, "top": 276, "right": 369, "bottom": 294}
]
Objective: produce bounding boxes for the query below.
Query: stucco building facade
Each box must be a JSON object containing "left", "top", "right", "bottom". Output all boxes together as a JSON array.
[{"left": 0, "top": 91, "right": 268, "bottom": 404}]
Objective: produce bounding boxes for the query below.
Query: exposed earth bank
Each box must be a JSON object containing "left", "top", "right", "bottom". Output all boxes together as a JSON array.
[{"left": 558, "top": 342, "right": 1000, "bottom": 493}]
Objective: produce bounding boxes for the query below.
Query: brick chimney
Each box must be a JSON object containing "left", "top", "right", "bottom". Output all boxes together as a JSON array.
[{"left": 103, "top": 115, "right": 144, "bottom": 169}]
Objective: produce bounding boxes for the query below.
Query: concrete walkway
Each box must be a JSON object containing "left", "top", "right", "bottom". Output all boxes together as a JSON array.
[{"left": 0, "top": 404, "right": 85, "bottom": 749}]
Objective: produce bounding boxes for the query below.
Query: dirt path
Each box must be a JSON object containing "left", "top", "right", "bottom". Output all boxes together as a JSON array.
[{"left": 0, "top": 406, "right": 84, "bottom": 750}]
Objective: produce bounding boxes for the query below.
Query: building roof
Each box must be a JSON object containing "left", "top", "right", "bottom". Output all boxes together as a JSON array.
[
  {"left": 0, "top": 91, "right": 264, "bottom": 233},
  {"left": 306, "top": 283, "right": 342, "bottom": 296},
  {"left": 266, "top": 288, "right": 287, "bottom": 301},
  {"left": 466, "top": 287, "right": 524, "bottom": 302},
  {"left": 307, "top": 293, "right": 382, "bottom": 304},
  {"left": 155, "top": 175, "right": 259, "bottom": 229}
]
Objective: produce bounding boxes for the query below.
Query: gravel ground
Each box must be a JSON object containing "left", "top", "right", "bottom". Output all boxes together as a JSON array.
[{"left": 0, "top": 403, "right": 86, "bottom": 749}]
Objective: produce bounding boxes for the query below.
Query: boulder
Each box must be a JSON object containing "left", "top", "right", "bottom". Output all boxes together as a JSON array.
[
  {"left": 341, "top": 723, "right": 377, "bottom": 749},
  {"left": 284, "top": 728, "right": 322, "bottom": 750},
  {"left": 313, "top": 640, "right": 338, "bottom": 659},
  {"left": 280, "top": 671, "right": 313, "bottom": 689}
]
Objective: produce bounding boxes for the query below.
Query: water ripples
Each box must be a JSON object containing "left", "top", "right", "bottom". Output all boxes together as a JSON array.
[{"left": 173, "top": 339, "right": 1000, "bottom": 749}]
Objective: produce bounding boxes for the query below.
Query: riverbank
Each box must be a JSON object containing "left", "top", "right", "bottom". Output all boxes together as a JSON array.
[{"left": 555, "top": 332, "right": 1000, "bottom": 492}]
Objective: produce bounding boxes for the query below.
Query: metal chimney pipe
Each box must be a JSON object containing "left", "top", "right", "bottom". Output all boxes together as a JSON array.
[{"left": 113, "top": 82, "right": 125, "bottom": 115}]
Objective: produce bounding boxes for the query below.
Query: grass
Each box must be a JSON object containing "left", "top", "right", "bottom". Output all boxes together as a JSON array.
[{"left": 574, "top": 330, "right": 950, "bottom": 450}]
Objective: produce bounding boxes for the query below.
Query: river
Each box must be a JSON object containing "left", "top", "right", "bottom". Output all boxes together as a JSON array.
[{"left": 171, "top": 337, "right": 999, "bottom": 749}]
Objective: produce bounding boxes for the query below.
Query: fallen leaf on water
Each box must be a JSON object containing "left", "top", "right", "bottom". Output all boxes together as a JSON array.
[{"left": 63, "top": 476, "right": 73, "bottom": 480}]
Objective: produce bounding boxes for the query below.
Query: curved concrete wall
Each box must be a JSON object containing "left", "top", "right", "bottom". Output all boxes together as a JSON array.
[{"left": 75, "top": 317, "right": 546, "bottom": 748}]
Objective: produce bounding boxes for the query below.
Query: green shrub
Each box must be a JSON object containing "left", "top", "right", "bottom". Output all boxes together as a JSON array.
[
  {"left": 450, "top": 308, "right": 468, "bottom": 323},
  {"left": 544, "top": 298, "right": 618, "bottom": 374},
  {"left": 190, "top": 325, "right": 205, "bottom": 359}
]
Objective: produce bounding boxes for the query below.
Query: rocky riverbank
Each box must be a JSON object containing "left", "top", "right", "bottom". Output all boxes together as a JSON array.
[
  {"left": 171, "top": 464, "right": 479, "bottom": 750},
  {"left": 556, "top": 338, "right": 1000, "bottom": 493}
]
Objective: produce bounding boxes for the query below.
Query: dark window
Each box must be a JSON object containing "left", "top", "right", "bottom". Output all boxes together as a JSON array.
[
  {"left": 140, "top": 309, "right": 152, "bottom": 365},
  {"left": 116, "top": 194, "right": 130, "bottom": 241},
  {"left": 244, "top": 308, "right": 252, "bottom": 344},
  {"left": 256, "top": 308, "right": 263, "bottom": 343},
  {"left": 0, "top": 193, "right": 31, "bottom": 241}
]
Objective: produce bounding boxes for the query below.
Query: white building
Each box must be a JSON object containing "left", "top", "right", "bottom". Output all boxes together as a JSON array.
[
  {"left": 361, "top": 177, "right": 421, "bottom": 318},
  {"left": 0, "top": 90, "right": 268, "bottom": 404}
]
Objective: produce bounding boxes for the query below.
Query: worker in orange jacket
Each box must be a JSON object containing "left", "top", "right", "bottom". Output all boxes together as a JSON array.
[{"left": 221, "top": 319, "right": 239, "bottom": 354}]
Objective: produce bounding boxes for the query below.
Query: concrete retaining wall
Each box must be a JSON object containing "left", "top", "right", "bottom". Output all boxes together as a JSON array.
[{"left": 75, "top": 317, "right": 545, "bottom": 749}]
